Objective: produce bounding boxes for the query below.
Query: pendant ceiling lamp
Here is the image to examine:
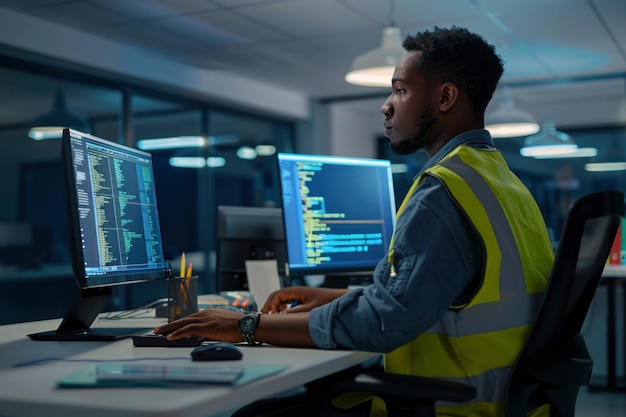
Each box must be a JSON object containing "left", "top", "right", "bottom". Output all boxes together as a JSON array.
[
  {"left": 485, "top": 87, "right": 540, "bottom": 138},
  {"left": 520, "top": 120, "right": 577, "bottom": 157},
  {"left": 345, "top": 0, "right": 404, "bottom": 87},
  {"left": 28, "top": 91, "right": 91, "bottom": 140}
]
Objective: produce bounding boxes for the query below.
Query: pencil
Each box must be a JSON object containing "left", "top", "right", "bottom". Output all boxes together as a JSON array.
[{"left": 180, "top": 252, "right": 186, "bottom": 278}]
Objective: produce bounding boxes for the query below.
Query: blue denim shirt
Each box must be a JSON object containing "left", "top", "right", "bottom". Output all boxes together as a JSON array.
[{"left": 309, "top": 129, "right": 495, "bottom": 352}]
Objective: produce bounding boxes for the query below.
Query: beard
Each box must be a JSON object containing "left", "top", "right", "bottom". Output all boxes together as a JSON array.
[{"left": 390, "top": 106, "right": 436, "bottom": 155}]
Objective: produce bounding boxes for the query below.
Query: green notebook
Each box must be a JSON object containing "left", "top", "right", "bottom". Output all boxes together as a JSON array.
[{"left": 57, "top": 362, "right": 289, "bottom": 388}]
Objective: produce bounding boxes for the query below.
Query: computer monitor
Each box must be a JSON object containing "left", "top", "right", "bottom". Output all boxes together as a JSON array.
[
  {"left": 28, "top": 128, "right": 167, "bottom": 341},
  {"left": 215, "top": 206, "right": 286, "bottom": 292},
  {"left": 277, "top": 153, "right": 396, "bottom": 279}
]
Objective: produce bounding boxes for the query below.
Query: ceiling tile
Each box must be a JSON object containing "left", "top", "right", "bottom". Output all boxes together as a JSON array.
[
  {"left": 150, "top": 9, "right": 285, "bottom": 48},
  {"left": 25, "top": 2, "right": 135, "bottom": 29},
  {"left": 87, "top": 0, "right": 219, "bottom": 20},
  {"left": 233, "top": 0, "right": 374, "bottom": 37}
]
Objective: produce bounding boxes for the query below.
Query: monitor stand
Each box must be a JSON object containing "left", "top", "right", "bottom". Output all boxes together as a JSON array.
[{"left": 27, "top": 286, "right": 149, "bottom": 341}]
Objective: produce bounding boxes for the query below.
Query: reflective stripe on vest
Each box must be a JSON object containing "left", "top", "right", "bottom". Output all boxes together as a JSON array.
[{"left": 427, "top": 152, "right": 543, "bottom": 336}]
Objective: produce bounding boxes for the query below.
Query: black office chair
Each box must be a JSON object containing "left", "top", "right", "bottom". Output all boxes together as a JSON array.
[
  {"left": 505, "top": 189, "right": 623, "bottom": 416},
  {"left": 326, "top": 190, "right": 624, "bottom": 417}
]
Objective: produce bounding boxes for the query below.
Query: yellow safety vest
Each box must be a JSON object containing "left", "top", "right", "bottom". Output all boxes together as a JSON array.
[{"left": 383, "top": 145, "right": 554, "bottom": 416}]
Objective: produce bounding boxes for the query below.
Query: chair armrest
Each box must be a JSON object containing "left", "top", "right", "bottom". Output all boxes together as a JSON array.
[
  {"left": 328, "top": 371, "right": 476, "bottom": 403},
  {"left": 515, "top": 334, "right": 593, "bottom": 387},
  {"left": 515, "top": 355, "right": 592, "bottom": 387}
]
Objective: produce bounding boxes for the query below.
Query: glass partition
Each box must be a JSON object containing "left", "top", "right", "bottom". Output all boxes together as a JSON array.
[{"left": 0, "top": 61, "right": 294, "bottom": 323}]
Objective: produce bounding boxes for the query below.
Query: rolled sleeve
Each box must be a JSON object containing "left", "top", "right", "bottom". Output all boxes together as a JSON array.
[{"left": 309, "top": 293, "right": 343, "bottom": 349}]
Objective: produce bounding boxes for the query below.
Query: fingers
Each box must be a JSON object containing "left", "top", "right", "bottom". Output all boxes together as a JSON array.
[
  {"left": 154, "top": 313, "right": 197, "bottom": 336},
  {"left": 164, "top": 322, "right": 204, "bottom": 340},
  {"left": 274, "top": 299, "right": 303, "bottom": 314},
  {"left": 153, "top": 309, "right": 243, "bottom": 341},
  {"left": 261, "top": 300, "right": 307, "bottom": 314},
  {"left": 262, "top": 286, "right": 312, "bottom": 312},
  {"left": 261, "top": 290, "right": 293, "bottom": 314},
  {"left": 155, "top": 312, "right": 192, "bottom": 332},
  {"left": 281, "top": 304, "right": 307, "bottom": 313}
]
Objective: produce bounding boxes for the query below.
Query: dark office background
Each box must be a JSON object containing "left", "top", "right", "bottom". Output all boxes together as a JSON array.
[{"left": 0, "top": 59, "right": 624, "bottom": 335}]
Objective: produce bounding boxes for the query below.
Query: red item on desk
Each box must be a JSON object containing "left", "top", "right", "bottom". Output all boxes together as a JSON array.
[{"left": 609, "top": 223, "right": 621, "bottom": 264}]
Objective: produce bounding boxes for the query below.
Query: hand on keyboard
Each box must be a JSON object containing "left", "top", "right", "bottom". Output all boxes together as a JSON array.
[{"left": 132, "top": 330, "right": 204, "bottom": 347}]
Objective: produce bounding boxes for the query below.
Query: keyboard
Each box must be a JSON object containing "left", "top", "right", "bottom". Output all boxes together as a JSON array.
[{"left": 132, "top": 330, "right": 204, "bottom": 347}]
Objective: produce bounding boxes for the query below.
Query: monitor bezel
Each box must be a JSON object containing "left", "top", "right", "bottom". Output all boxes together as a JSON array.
[{"left": 277, "top": 152, "right": 396, "bottom": 278}]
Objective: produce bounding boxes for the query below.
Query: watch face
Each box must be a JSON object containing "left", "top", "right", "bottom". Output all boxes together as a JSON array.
[{"left": 241, "top": 316, "right": 256, "bottom": 332}]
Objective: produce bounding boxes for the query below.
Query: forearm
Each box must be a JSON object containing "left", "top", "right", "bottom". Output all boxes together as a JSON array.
[{"left": 255, "top": 312, "right": 316, "bottom": 348}]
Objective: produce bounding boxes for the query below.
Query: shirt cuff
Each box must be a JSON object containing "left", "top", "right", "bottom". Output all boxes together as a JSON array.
[{"left": 309, "top": 300, "right": 339, "bottom": 349}]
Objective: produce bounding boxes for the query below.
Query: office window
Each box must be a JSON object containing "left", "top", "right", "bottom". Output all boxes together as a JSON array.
[
  {"left": 208, "top": 110, "right": 293, "bottom": 209},
  {"left": 132, "top": 97, "right": 204, "bottom": 262},
  {"left": 0, "top": 69, "right": 122, "bottom": 267},
  {"left": 0, "top": 66, "right": 125, "bottom": 323},
  {"left": 0, "top": 61, "right": 294, "bottom": 323},
  {"left": 129, "top": 101, "right": 294, "bottom": 295}
]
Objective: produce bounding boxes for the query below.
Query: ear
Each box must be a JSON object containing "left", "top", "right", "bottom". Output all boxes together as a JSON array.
[{"left": 438, "top": 82, "right": 459, "bottom": 113}]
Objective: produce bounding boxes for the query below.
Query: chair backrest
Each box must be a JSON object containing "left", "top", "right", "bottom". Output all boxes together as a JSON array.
[{"left": 506, "top": 190, "right": 624, "bottom": 417}]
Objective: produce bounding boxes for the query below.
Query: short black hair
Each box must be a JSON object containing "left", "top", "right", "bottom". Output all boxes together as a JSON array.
[{"left": 403, "top": 26, "right": 504, "bottom": 114}]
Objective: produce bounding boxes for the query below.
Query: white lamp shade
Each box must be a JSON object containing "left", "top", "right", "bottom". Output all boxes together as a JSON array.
[
  {"left": 345, "top": 27, "right": 405, "bottom": 87},
  {"left": 28, "top": 91, "right": 91, "bottom": 140},
  {"left": 520, "top": 120, "right": 577, "bottom": 157},
  {"left": 485, "top": 101, "right": 540, "bottom": 138}
]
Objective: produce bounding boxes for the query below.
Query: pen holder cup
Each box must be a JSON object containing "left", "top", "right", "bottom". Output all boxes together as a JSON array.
[{"left": 167, "top": 276, "right": 198, "bottom": 322}]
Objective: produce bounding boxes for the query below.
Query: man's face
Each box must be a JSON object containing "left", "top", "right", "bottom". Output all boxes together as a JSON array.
[{"left": 381, "top": 51, "right": 438, "bottom": 156}]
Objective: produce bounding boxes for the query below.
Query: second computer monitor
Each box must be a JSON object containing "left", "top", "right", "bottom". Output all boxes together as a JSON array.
[
  {"left": 277, "top": 153, "right": 396, "bottom": 278},
  {"left": 215, "top": 206, "right": 286, "bottom": 292}
]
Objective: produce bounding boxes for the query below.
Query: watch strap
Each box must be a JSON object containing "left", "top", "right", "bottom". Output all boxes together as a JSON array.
[
  {"left": 242, "top": 332, "right": 261, "bottom": 345},
  {"left": 239, "top": 312, "right": 262, "bottom": 346}
]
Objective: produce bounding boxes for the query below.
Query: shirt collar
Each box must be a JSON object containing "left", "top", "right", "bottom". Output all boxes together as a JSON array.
[{"left": 415, "top": 129, "right": 495, "bottom": 178}]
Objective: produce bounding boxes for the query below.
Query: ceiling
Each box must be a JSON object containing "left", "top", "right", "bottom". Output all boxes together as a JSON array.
[{"left": 0, "top": 0, "right": 625, "bottom": 129}]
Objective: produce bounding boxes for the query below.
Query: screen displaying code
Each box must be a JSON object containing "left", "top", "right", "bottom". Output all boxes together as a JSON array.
[
  {"left": 69, "top": 134, "right": 164, "bottom": 279},
  {"left": 278, "top": 154, "right": 396, "bottom": 275}
]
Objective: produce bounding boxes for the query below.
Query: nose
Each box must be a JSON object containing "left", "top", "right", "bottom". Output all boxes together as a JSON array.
[{"left": 381, "top": 96, "right": 392, "bottom": 118}]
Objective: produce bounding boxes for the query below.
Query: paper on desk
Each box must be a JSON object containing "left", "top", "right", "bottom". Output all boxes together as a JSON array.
[
  {"left": 57, "top": 363, "right": 289, "bottom": 388},
  {"left": 245, "top": 259, "right": 282, "bottom": 307}
]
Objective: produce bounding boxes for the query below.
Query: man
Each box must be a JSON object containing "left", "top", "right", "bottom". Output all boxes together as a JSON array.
[{"left": 156, "top": 26, "right": 554, "bottom": 416}]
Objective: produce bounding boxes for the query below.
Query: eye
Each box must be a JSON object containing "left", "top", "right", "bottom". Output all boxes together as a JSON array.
[{"left": 394, "top": 87, "right": 406, "bottom": 95}]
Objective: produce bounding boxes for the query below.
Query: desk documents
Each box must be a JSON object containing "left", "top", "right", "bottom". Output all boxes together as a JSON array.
[
  {"left": 92, "top": 363, "right": 244, "bottom": 384},
  {"left": 0, "top": 313, "right": 379, "bottom": 417},
  {"left": 57, "top": 363, "right": 288, "bottom": 387}
]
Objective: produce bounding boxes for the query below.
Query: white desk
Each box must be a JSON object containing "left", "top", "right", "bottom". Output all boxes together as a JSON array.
[{"left": 0, "top": 314, "right": 379, "bottom": 417}]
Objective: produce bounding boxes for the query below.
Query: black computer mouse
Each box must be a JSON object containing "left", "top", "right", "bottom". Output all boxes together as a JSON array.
[{"left": 191, "top": 342, "right": 243, "bottom": 361}]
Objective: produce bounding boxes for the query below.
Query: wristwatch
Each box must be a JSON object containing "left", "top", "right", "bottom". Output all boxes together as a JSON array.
[{"left": 239, "top": 312, "right": 262, "bottom": 345}]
